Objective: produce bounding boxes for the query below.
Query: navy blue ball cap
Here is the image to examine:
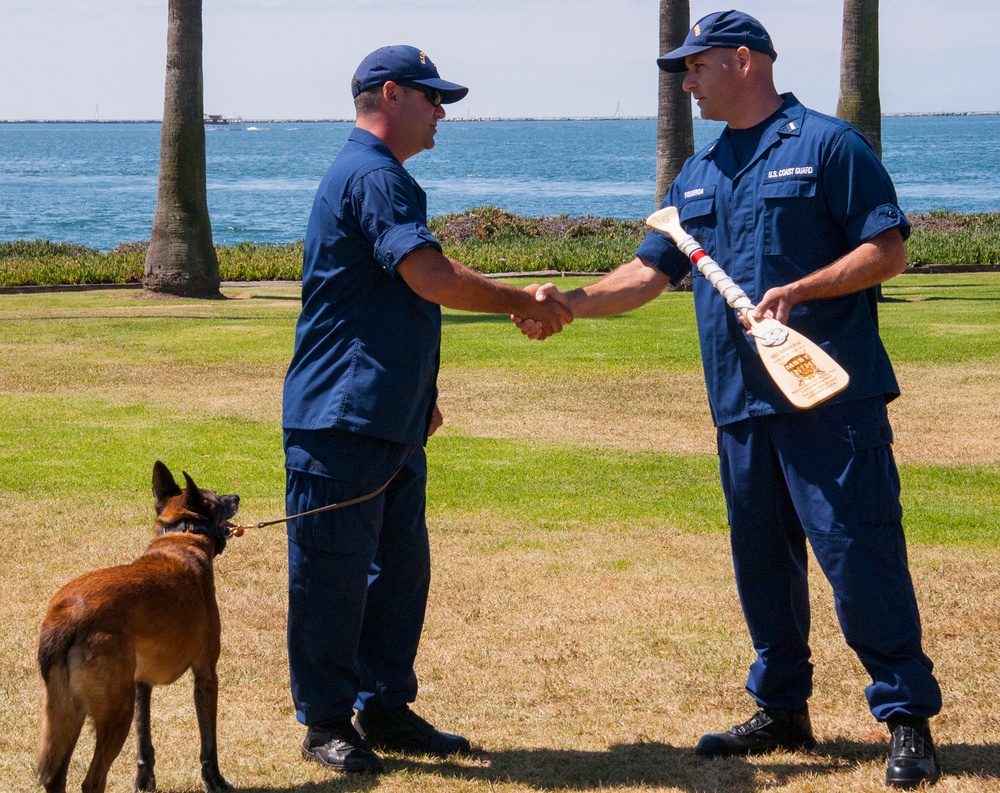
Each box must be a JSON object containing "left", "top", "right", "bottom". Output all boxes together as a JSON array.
[
  {"left": 657, "top": 9, "right": 777, "bottom": 73},
  {"left": 351, "top": 45, "right": 469, "bottom": 104}
]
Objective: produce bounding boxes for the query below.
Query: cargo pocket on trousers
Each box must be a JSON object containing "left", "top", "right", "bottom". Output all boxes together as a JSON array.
[{"left": 846, "top": 418, "right": 903, "bottom": 525}]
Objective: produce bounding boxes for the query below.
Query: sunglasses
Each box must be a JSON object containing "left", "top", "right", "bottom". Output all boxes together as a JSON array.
[{"left": 400, "top": 83, "right": 444, "bottom": 108}]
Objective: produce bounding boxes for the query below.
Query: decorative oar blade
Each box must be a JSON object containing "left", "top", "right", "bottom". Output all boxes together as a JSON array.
[{"left": 745, "top": 316, "right": 851, "bottom": 408}]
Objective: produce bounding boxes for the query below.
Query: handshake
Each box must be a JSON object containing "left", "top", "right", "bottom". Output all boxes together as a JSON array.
[{"left": 511, "top": 282, "right": 573, "bottom": 341}]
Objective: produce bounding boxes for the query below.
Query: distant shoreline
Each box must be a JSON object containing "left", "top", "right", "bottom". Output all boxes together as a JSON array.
[{"left": 3, "top": 111, "right": 1000, "bottom": 124}]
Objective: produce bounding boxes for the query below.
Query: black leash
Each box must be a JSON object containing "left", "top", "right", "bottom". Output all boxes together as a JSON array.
[{"left": 228, "top": 456, "right": 409, "bottom": 534}]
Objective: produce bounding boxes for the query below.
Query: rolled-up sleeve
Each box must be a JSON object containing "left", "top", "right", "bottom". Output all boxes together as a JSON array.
[
  {"left": 354, "top": 167, "right": 441, "bottom": 275},
  {"left": 636, "top": 229, "right": 691, "bottom": 284},
  {"left": 848, "top": 202, "right": 911, "bottom": 245},
  {"left": 374, "top": 223, "right": 440, "bottom": 273},
  {"left": 826, "top": 128, "right": 911, "bottom": 247}
]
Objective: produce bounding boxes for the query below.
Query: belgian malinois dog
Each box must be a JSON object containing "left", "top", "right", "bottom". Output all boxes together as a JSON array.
[{"left": 36, "top": 461, "right": 240, "bottom": 793}]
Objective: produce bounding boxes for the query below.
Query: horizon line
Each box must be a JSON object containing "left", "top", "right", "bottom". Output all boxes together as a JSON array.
[{"left": 3, "top": 110, "right": 1000, "bottom": 124}]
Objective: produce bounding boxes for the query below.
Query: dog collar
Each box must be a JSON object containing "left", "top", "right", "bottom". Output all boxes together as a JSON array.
[{"left": 158, "top": 518, "right": 229, "bottom": 555}]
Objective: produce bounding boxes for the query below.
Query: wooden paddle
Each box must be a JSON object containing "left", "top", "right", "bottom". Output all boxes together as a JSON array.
[{"left": 646, "top": 206, "right": 850, "bottom": 409}]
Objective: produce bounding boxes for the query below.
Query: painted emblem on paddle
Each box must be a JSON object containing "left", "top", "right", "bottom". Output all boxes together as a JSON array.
[{"left": 783, "top": 353, "right": 822, "bottom": 384}]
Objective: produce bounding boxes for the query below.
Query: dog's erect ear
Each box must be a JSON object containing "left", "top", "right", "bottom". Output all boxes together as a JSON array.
[
  {"left": 182, "top": 471, "right": 211, "bottom": 516},
  {"left": 152, "top": 461, "right": 183, "bottom": 514}
]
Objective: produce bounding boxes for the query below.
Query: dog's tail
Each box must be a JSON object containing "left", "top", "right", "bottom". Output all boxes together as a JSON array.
[{"left": 36, "top": 623, "right": 85, "bottom": 791}]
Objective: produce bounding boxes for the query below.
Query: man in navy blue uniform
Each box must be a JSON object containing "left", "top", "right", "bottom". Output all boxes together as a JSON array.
[
  {"left": 283, "top": 45, "right": 571, "bottom": 775},
  {"left": 518, "top": 10, "right": 941, "bottom": 789}
]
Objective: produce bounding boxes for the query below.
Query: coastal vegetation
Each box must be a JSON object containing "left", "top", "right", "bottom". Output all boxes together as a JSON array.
[{"left": 1, "top": 207, "right": 999, "bottom": 288}]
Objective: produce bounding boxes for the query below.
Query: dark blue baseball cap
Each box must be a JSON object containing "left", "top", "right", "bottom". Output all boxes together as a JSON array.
[
  {"left": 351, "top": 45, "right": 469, "bottom": 104},
  {"left": 657, "top": 10, "right": 777, "bottom": 73}
]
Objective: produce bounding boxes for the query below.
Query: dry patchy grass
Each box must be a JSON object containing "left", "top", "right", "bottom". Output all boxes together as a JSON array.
[
  {"left": 437, "top": 364, "right": 1000, "bottom": 467},
  {"left": 890, "top": 364, "right": 1000, "bottom": 465},
  {"left": 4, "top": 506, "right": 1000, "bottom": 792},
  {"left": 437, "top": 368, "right": 716, "bottom": 457},
  {"left": 2, "top": 285, "right": 999, "bottom": 792}
]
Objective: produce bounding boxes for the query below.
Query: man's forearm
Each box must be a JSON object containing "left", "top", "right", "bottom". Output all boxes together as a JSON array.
[
  {"left": 755, "top": 228, "right": 907, "bottom": 322},
  {"left": 398, "top": 248, "right": 571, "bottom": 336},
  {"left": 565, "top": 258, "right": 671, "bottom": 318},
  {"left": 399, "top": 249, "right": 531, "bottom": 313}
]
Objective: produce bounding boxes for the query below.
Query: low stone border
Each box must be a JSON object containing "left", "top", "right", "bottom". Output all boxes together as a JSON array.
[
  {"left": 0, "top": 264, "right": 996, "bottom": 295},
  {"left": 904, "top": 264, "right": 999, "bottom": 274}
]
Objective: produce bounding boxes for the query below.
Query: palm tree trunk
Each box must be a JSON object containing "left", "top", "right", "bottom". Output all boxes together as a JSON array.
[
  {"left": 655, "top": 0, "right": 694, "bottom": 209},
  {"left": 837, "top": 0, "right": 888, "bottom": 301},
  {"left": 836, "top": 0, "right": 882, "bottom": 158},
  {"left": 144, "top": 0, "right": 220, "bottom": 298}
]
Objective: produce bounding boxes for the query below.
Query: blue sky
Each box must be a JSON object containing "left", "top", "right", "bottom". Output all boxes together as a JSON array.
[{"left": 2, "top": 0, "right": 996, "bottom": 120}]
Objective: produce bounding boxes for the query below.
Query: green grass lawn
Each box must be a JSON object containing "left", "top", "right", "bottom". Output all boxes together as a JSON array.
[
  {"left": 2, "top": 274, "right": 999, "bottom": 793},
  {"left": 0, "top": 273, "right": 996, "bottom": 543}
]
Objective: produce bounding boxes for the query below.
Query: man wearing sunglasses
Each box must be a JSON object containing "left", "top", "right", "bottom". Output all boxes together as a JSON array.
[{"left": 283, "top": 45, "right": 572, "bottom": 775}]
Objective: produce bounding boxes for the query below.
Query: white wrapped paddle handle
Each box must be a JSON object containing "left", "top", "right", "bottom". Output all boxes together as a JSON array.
[{"left": 670, "top": 231, "right": 755, "bottom": 320}]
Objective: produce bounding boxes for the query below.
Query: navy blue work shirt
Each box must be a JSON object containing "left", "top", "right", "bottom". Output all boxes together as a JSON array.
[
  {"left": 637, "top": 94, "right": 908, "bottom": 427},
  {"left": 283, "top": 128, "right": 442, "bottom": 447}
]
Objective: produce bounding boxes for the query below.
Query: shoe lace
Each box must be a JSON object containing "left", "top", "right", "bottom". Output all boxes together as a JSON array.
[
  {"left": 892, "top": 725, "right": 929, "bottom": 757},
  {"left": 732, "top": 710, "right": 772, "bottom": 736}
]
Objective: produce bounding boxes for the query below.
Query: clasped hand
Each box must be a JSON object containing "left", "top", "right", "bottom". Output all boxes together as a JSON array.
[{"left": 511, "top": 283, "right": 572, "bottom": 340}]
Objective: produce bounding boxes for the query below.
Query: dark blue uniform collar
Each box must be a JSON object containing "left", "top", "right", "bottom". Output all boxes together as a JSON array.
[
  {"left": 348, "top": 126, "right": 404, "bottom": 167},
  {"left": 770, "top": 93, "right": 806, "bottom": 138},
  {"left": 701, "top": 93, "right": 805, "bottom": 162}
]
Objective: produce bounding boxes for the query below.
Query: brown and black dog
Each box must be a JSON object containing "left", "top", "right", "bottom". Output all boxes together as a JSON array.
[{"left": 36, "top": 461, "right": 240, "bottom": 793}]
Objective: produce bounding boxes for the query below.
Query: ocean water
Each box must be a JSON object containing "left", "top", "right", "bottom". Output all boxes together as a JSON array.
[{"left": 1, "top": 115, "right": 998, "bottom": 252}]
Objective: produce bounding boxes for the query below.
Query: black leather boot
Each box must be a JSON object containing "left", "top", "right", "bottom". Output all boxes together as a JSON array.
[
  {"left": 696, "top": 706, "right": 816, "bottom": 758},
  {"left": 301, "top": 720, "right": 384, "bottom": 774},
  {"left": 886, "top": 717, "right": 940, "bottom": 788},
  {"left": 355, "top": 705, "right": 471, "bottom": 756}
]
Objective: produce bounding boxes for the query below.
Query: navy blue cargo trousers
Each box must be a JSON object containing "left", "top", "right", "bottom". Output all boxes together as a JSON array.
[{"left": 716, "top": 396, "right": 942, "bottom": 722}]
